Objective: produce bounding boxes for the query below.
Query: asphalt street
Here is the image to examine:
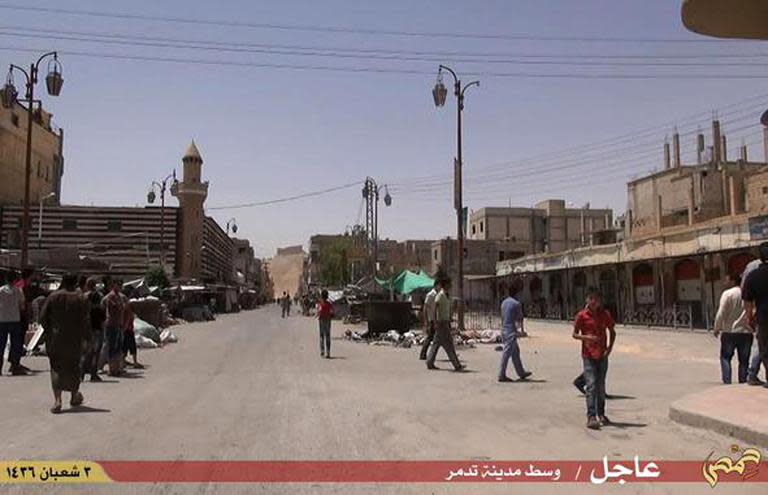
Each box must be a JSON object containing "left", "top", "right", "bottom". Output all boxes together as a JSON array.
[{"left": 1, "top": 305, "right": 763, "bottom": 494}]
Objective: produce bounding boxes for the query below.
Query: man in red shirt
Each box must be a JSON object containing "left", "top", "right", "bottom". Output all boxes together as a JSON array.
[
  {"left": 316, "top": 289, "right": 334, "bottom": 359},
  {"left": 572, "top": 288, "right": 616, "bottom": 430}
]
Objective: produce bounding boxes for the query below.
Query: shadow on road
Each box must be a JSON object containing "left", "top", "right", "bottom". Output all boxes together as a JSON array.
[
  {"left": 605, "top": 421, "right": 647, "bottom": 429},
  {"left": 62, "top": 406, "right": 111, "bottom": 414},
  {"left": 606, "top": 394, "right": 636, "bottom": 400}
]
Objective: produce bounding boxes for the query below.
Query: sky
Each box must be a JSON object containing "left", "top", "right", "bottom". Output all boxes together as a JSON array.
[{"left": 2, "top": 0, "right": 768, "bottom": 257}]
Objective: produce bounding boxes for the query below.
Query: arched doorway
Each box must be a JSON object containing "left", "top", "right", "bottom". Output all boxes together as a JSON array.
[
  {"left": 675, "top": 258, "right": 703, "bottom": 326},
  {"left": 632, "top": 263, "right": 654, "bottom": 307},
  {"left": 728, "top": 252, "right": 756, "bottom": 278}
]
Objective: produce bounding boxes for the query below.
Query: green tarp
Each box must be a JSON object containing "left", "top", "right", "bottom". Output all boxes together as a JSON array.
[{"left": 376, "top": 270, "right": 435, "bottom": 295}]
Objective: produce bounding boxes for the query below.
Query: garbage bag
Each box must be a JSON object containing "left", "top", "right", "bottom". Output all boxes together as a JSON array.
[
  {"left": 135, "top": 334, "right": 159, "bottom": 349},
  {"left": 134, "top": 317, "right": 161, "bottom": 343}
]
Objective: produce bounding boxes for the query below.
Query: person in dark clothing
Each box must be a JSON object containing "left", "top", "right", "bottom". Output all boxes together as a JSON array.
[
  {"left": 81, "top": 277, "right": 105, "bottom": 382},
  {"left": 742, "top": 242, "right": 768, "bottom": 389},
  {"left": 419, "top": 281, "right": 438, "bottom": 361},
  {"left": 40, "top": 273, "right": 90, "bottom": 414}
]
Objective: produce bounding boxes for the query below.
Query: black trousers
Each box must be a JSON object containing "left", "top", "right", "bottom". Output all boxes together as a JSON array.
[{"left": 419, "top": 322, "right": 435, "bottom": 360}]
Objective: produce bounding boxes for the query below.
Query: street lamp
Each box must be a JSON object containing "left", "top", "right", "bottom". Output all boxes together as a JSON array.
[
  {"left": 226, "top": 218, "right": 238, "bottom": 236},
  {"left": 1, "top": 51, "right": 63, "bottom": 268},
  {"left": 37, "top": 191, "right": 56, "bottom": 249},
  {"left": 432, "top": 64, "right": 479, "bottom": 331},
  {"left": 147, "top": 171, "right": 179, "bottom": 267}
]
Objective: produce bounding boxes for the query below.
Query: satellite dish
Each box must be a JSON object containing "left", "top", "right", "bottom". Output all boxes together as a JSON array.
[{"left": 760, "top": 109, "right": 768, "bottom": 127}]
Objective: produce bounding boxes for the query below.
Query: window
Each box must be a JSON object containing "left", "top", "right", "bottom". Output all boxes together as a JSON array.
[
  {"left": 106, "top": 220, "right": 122, "bottom": 231},
  {"left": 37, "top": 161, "right": 41, "bottom": 178},
  {"left": 62, "top": 219, "right": 77, "bottom": 230},
  {"left": 479, "top": 221, "right": 484, "bottom": 233},
  {"left": 433, "top": 249, "right": 438, "bottom": 261},
  {"left": 471, "top": 224, "right": 476, "bottom": 235},
  {"left": 11, "top": 114, "right": 19, "bottom": 127},
  {"left": 763, "top": 186, "right": 768, "bottom": 195}
]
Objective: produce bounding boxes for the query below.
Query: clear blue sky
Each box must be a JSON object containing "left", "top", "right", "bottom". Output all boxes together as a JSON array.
[{"left": 2, "top": 0, "right": 767, "bottom": 256}]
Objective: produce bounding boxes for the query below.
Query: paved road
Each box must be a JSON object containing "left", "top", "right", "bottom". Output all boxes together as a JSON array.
[{"left": 1, "top": 306, "right": 762, "bottom": 494}]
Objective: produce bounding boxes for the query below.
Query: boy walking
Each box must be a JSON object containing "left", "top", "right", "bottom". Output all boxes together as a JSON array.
[
  {"left": 498, "top": 279, "right": 532, "bottom": 382},
  {"left": 572, "top": 288, "right": 616, "bottom": 430},
  {"left": 317, "top": 289, "right": 334, "bottom": 358}
]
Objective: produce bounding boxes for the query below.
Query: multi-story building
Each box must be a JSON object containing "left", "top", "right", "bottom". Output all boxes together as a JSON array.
[
  {"left": 0, "top": 102, "right": 64, "bottom": 206},
  {"left": 0, "top": 142, "right": 234, "bottom": 283},
  {"left": 468, "top": 200, "right": 613, "bottom": 255}
]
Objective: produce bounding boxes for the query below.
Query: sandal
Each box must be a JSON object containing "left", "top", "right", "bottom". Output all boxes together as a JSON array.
[{"left": 50, "top": 404, "right": 62, "bottom": 414}]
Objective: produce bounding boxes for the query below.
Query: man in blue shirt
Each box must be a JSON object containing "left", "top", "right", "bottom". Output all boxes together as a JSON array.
[{"left": 498, "top": 279, "right": 532, "bottom": 382}]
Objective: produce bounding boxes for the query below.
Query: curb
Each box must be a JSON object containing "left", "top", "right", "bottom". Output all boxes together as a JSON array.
[{"left": 669, "top": 401, "right": 768, "bottom": 447}]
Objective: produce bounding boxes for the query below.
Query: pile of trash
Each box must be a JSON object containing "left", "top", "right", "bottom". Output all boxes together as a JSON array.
[
  {"left": 343, "top": 328, "right": 422, "bottom": 348},
  {"left": 134, "top": 317, "right": 179, "bottom": 349},
  {"left": 460, "top": 329, "right": 502, "bottom": 344}
]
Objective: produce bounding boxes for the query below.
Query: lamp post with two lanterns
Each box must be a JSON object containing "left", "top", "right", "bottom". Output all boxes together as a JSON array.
[
  {"left": 432, "top": 64, "right": 479, "bottom": 331},
  {"left": 1, "top": 51, "right": 63, "bottom": 268},
  {"left": 147, "top": 172, "right": 179, "bottom": 268}
]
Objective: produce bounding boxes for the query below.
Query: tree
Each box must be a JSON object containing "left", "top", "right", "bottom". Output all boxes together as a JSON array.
[
  {"left": 145, "top": 265, "right": 170, "bottom": 289},
  {"left": 319, "top": 239, "right": 352, "bottom": 287}
]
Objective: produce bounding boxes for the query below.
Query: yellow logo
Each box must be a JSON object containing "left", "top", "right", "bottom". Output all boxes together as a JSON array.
[
  {"left": 0, "top": 461, "right": 111, "bottom": 483},
  {"left": 702, "top": 445, "right": 762, "bottom": 488}
]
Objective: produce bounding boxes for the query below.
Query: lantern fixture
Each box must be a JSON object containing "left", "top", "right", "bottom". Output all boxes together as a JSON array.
[
  {"left": 432, "top": 70, "right": 447, "bottom": 108},
  {"left": 147, "top": 189, "right": 156, "bottom": 204},
  {"left": 1, "top": 70, "right": 17, "bottom": 109},
  {"left": 383, "top": 185, "right": 392, "bottom": 207},
  {"left": 45, "top": 57, "right": 63, "bottom": 96}
]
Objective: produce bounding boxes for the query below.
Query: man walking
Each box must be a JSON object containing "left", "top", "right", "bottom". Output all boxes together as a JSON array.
[
  {"left": 39, "top": 273, "right": 90, "bottom": 413},
  {"left": 498, "top": 280, "right": 532, "bottom": 382},
  {"left": 573, "top": 288, "right": 616, "bottom": 430},
  {"left": 742, "top": 256, "right": 766, "bottom": 385},
  {"left": 81, "top": 277, "right": 105, "bottom": 382},
  {"left": 101, "top": 279, "right": 125, "bottom": 377},
  {"left": 12, "top": 268, "right": 34, "bottom": 374},
  {"left": 0, "top": 272, "right": 26, "bottom": 375},
  {"left": 426, "top": 278, "right": 465, "bottom": 371},
  {"left": 419, "top": 281, "right": 438, "bottom": 360},
  {"left": 317, "top": 289, "right": 334, "bottom": 358},
  {"left": 742, "top": 242, "right": 768, "bottom": 389},
  {"left": 714, "top": 273, "right": 752, "bottom": 384}
]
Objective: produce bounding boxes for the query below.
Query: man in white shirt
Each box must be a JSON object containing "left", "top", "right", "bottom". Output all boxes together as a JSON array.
[
  {"left": 0, "top": 272, "right": 25, "bottom": 375},
  {"left": 714, "top": 273, "right": 753, "bottom": 384},
  {"left": 419, "top": 281, "right": 438, "bottom": 361}
]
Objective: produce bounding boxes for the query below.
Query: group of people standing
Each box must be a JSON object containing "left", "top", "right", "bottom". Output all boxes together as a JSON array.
[
  {"left": 713, "top": 242, "right": 768, "bottom": 387},
  {"left": 418, "top": 276, "right": 617, "bottom": 430},
  {"left": 0, "top": 269, "right": 143, "bottom": 414}
]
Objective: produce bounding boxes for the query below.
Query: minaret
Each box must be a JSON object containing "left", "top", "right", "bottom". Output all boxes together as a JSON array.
[{"left": 176, "top": 140, "right": 208, "bottom": 279}]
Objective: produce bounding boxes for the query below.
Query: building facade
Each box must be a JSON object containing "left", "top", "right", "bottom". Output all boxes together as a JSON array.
[
  {"left": 0, "top": 102, "right": 64, "bottom": 206},
  {"left": 468, "top": 200, "right": 613, "bottom": 255}
]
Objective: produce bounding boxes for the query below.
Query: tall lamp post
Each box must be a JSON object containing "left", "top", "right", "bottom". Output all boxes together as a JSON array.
[
  {"left": 432, "top": 64, "right": 479, "bottom": 331},
  {"left": 1, "top": 51, "right": 63, "bottom": 268},
  {"left": 37, "top": 191, "right": 56, "bottom": 248},
  {"left": 147, "top": 171, "right": 179, "bottom": 267},
  {"left": 362, "top": 177, "right": 392, "bottom": 276}
]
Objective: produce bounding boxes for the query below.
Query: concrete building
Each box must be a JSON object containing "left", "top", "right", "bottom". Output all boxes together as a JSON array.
[
  {"left": 489, "top": 119, "right": 768, "bottom": 329},
  {"left": 270, "top": 246, "right": 307, "bottom": 298},
  {"left": 0, "top": 102, "right": 64, "bottom": 206},
  {"left": 0, "top": 142, "right": 234, "bottom": 283},
  {"left": 468, "top": 200, "right": 613, "bottom": 255}
]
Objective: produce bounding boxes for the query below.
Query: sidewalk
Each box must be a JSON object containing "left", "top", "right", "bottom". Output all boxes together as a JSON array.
[{"left": 670, "top": 385, "right": 768, "bottom": 447}]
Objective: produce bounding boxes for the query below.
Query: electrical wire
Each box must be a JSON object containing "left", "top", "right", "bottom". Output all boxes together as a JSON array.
[
  {"left": 206, "top": 181, "right": 362, "bottom": 211},
  {"left": 0, "top": 3, "right": 744, "bottom": 44}
]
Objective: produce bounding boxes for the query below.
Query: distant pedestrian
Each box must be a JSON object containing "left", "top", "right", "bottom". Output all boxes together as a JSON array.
[
  {"left": 81, "top": 277, "right": 105, "bottom": 382},
  {"left": 0, "top": 272, "right": 26, "bottom": 376},
  {"left": 281, "top": 292, "right": 289, "bottom": 318},
  {"left": 101, "top": 279, "right": 125, "bottom": 377},
  {"left": 572, "top": 288, "right": 616, "bottom": 430},
  {"left": 39, "top": 273, "right": 90, "bottom": 414},
  {"left": 426, "top": 278, "right": 465, "bottom": 371},
  {"left": 122, "top": 290, "right": 142, "bottom": 369},
  {"left": 11, "top": 268, "right": 34, "bottom": 374},
  {"left": 317, "top": 289, "right": 334, "bottom": 358},
  {"left": 714, "top": 273, "right": 752, "bottom": 384},
  {"left": 742, "top": 242, "right": 768, "bottom": 389},
  {"left": 498, "top": 279, "right": 532, "bottom": 382},
  {"left": 419, "top": 281, "right": 438, "bottom": 361}
]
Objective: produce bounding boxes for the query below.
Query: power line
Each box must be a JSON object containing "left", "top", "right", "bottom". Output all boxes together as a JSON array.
[
  {"left": 3, "top": 44, "right": 768, "bottom": 80},
  {"left": 1, "top": 28, "right": 767, "bottom": 69},
  {"left": 206, "top": 182, "right": 362, "bottom": 211},
  {"left": 1, "top": 24, "right": 765, "bottom": 60},
  {"left": 0, "top": 3, "right": 742, "bottom": 44}
]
